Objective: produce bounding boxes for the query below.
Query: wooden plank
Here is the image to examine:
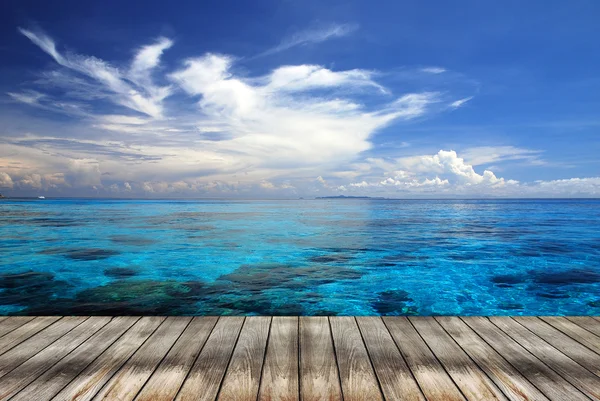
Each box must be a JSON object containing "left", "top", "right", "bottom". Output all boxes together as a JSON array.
[
  {"left": 0, "top": 316, "right": 86, "bottom": 379},
  {"left": 466, "top": 317, "right": 589, "bottom": 401},
  {"left": 499, "top": 317, "right": 600, "bottom": 398},
  {"left": 409, "top": 317, "right": 507, "bottom": 401},
  {"left": 515, "top": 316, "right": 600, "bottom": 377},
  {"left": 357, "top": 317, "right": 426, "bottom": 401},
  {"left": 382, "top": 317, "right": 463, "bottom": 401},
  {"left": 52, "top": 316, "right": 165, "bottom": 401},
  {"left": 258, "top": 316, "right": 299, "bottom": 401},
  {"left": 218, "top": 316, "right": 271, "bottom": 401},
  {"left": 539, "top": 316, "right": 600, "bottom": 355},
  {"left": 436, "top": 317, "right": 549, "bottom": 401},
  {"left": 90, "top": 317, "right": 191, "bottom": 401},
  {"left": 8, "top": 316, "right": 138, "bottom": 401},
  {"left": 567, "top": 316, "right": 600, "bottom": 337},
  {"left": 134, "top": 317, "right": 218, "bottom": 401},
  {"left": 329, "top": 317, "right": 382, "bottom": 401},
  {"left": 300, "top": 317, "right": 343, "bottom": 401},
  {"left": 0, "top": 317, "right": 35, "bottom": 338},
  {"left": 0, "top": 316, "right": 114, "bottom": 400},
  {"left": 0, "top": 316, "right": 60, "bottom": 356},
  {"left": 175, "top": 317, "right": 245, "bottom": 401}
]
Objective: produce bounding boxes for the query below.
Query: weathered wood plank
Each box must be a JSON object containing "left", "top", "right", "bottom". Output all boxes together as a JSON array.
[
  {"left": 567, "top": 316, "right": 600, "bottom": 337},
  {"left": 329, "top": 317, "right": 382, "bottom": 401},
  {"left": 514, "top": 316, "right": 600, "bottom": 378},
  {"left": 51, "top": 316, "right": 165, "bottom": 401},
  {"left": 436, "top": 317, "right": 549, "bottom": 401},
  {"left": 383, "top": 317, "right": 464, "bottom": 401},
  {"left": 0, "top": 316, "right": 87, "bottom": 379},
  {"left": 539, "top": 316, "right": 600, "bottom": 355},
  {"left": 300, "top": 317, "right": 343, "bottom": 401},
  {"left": 0, "top": 316, "right": 60, "bottom": 356},
  {"left": 175, "top": 317, "right": 245, "bottom": 401},
  {"left": 466, "top": 317, "right": 589, "bottom": 401},
  {"left": 493, "top": 317, "right": 600, "bottom": 400},
  {"left": 409, "top": 317, "right": 507, "bottom": 401},
  {"left": 134, "top": 316, "right": 218, "bottom": 401},
  {"left": 0, "top": 316, "right": 115, "bottom": 401},
  {"left": 87, "top": 317, "right": 190, "bottom": 401},
  {"left": 8, "top": 316, "right": 138, "bottom": 401},
  {"left": 0, "top": 316, "right": 35, "bottom": 338},
  {"left": 217, "top": 316, "right": 271, "bottom": 401},
  {"left": 258, "top": 316, "right": 299, "bottom": 401},
  {"left": 358, "top": 317, "right": 426, "bottom": 401}
]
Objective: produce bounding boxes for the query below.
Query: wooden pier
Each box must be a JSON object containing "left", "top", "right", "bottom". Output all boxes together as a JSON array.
[{"left": 0, "top": 316, "right": 598, "bottom": 400}]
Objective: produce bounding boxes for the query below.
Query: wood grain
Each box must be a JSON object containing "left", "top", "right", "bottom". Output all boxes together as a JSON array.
[
  {"left": 384, "top": 316, "right": 464, "bottom": 401},
  {"left": 491, "top": 317, "right": 600, "bottom": 400},
  {"left": 51, "top": 316, "right": 165, "bottom": 401},
  {"left": 358, "top": 317, "right": 426, "bottom": 401},
  {"left": 466, "top": 317, "right": 589, "bottom": 401},
  {"left": 409, "top": 317, "right": 508, "bottom": 401},
  {"left": 0, "top": 316, "right": 115, "bottom": 401},
  {"left": 0, "top": 317, "right": 35, "bottom": 338},
  {"left": 539, "top": 316, "right": 600, "bottom": 355},
  {"left": 300, "top": 316, "right": 343, "bottom": 401},
  {"left": 437, "top": 316, "right": 549, "bottom": 401},
  {"left": 258, "top": 316, "right": 299, "bottom": 401},
  {"left": 329, "top": 317, "right": 382, "bottom": 401},
  {"left": 0, "top": 316, "right": 60, "bottom": 356},
  {"left": 175, "top": 316, "right": 245, "bottom": 401},
  {"left": 134, "top": 316, "right": 218, "bottom": 401},
  {"left": 567, "top": 316, "right": 600, "bottom": 337},
  {"left": 0, "top": 316, "right": 86, "bottom": 379},
  {"left": 218, "top": 316, "right": 271, "bottom": 401},
  {"left": 90, "top": 317, "right": 191, "bottom": 401}
]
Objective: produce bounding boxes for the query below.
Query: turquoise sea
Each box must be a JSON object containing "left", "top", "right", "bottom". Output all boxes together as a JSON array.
[{"left": 1, "top": 198, "right": 599, "bottom": 316}]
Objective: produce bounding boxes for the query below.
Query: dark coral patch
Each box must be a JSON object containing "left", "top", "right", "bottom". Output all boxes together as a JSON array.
[
  {"left": 104, "top": 267, "right": 138, "bottom": 279},
  {"left": 0, "top": 271, "right": 73, "bottom": 308},
  {"left": 531, "top": 269, "right": 600, "bottom": 285},
  {"left": 308, "top": 254, "right": 353, "bottom": 263},
  {"left": 39, "top": 247, "right": 120, "bottom": 260},
  {"left": 498, "top": 302, "right": 524, "bottom": 310},
  {"left": 371, "top": 290, "right": 418, "bottom": 315},
  {"left": 491, "top": 274, "right": 525, "bottom": 286},
  {"left": 109, "top": 235, "right": 157, "bottom": 246},
  {"left": 219, "top": 263, "right": 362, "bottom": 291}
]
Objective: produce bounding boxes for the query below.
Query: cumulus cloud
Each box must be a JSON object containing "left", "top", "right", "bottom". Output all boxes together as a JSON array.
[
  {"left": 5, "top": 27, "right": 597, "bottom": 198},
  {"left": 0, "top": 172, "right": 14, "bottom": 188}
]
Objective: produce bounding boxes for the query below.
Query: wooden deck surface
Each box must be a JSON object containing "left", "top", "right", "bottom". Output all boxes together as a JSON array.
[{"left": 0, "top": 316, "right": 598, "bottom": 401}]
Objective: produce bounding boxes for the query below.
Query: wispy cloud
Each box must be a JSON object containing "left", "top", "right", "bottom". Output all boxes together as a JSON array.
[
  {"left": 450, "top": 96, "right": 473, "bottom": 108},
  {"left": 18, "top": 27, "right": 172, "bottom": 118},
  {"left": 258, "top": 23, "right": 358, "bottom": 57},
  {"left": 421, "top": 67, "right": 446, "bottom": 74}
]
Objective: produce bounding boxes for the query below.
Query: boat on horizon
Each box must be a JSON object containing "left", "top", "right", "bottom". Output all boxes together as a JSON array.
[{"left": 38, "top": 196, "right": 45, "bottom": 199}]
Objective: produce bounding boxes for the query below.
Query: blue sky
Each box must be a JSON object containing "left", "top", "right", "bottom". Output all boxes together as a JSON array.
[{"left": 0, "top": 0, "right": 599, "bottom": 197}]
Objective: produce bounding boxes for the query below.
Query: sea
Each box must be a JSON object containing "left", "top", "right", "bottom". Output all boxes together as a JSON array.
[{"left": 1, "top": 198, "right": 599, "bottom": 316}]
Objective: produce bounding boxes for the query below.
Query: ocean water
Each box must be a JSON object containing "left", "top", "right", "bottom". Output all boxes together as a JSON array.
[{"left": 1, "top": 198, "right": 599, "bottom": 316}]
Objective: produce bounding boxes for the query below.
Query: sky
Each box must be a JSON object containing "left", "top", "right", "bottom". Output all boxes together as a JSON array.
[{"left": 0, "top": 0, "right": 599, "bottom": 198}]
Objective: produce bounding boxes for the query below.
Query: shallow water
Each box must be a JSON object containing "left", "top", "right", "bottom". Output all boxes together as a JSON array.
[{"left": 1, "top": 198, "right": 599, "bottom": 315}]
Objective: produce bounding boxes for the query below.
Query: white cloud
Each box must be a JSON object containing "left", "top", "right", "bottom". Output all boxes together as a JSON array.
[
  {"left": 421, "top": 67, "right": 446, "bottom": 74},
  {"left": 0, "top": 172, "right": 14, "bottom": 188},
  {"left": 7, "top": 90, "right": 45, "bottom": 105},
  {"left": 259, "top": 23, "right": 357, "bottom": 57},
  {"left": 450, "top": 96, "right": 473, "bottom": 108},
  {"left": 460, "top": 146, "right": 544, "bottom": 166},
  {"left": 19, "top": 28, "right": 171, "bottom": 118}
]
